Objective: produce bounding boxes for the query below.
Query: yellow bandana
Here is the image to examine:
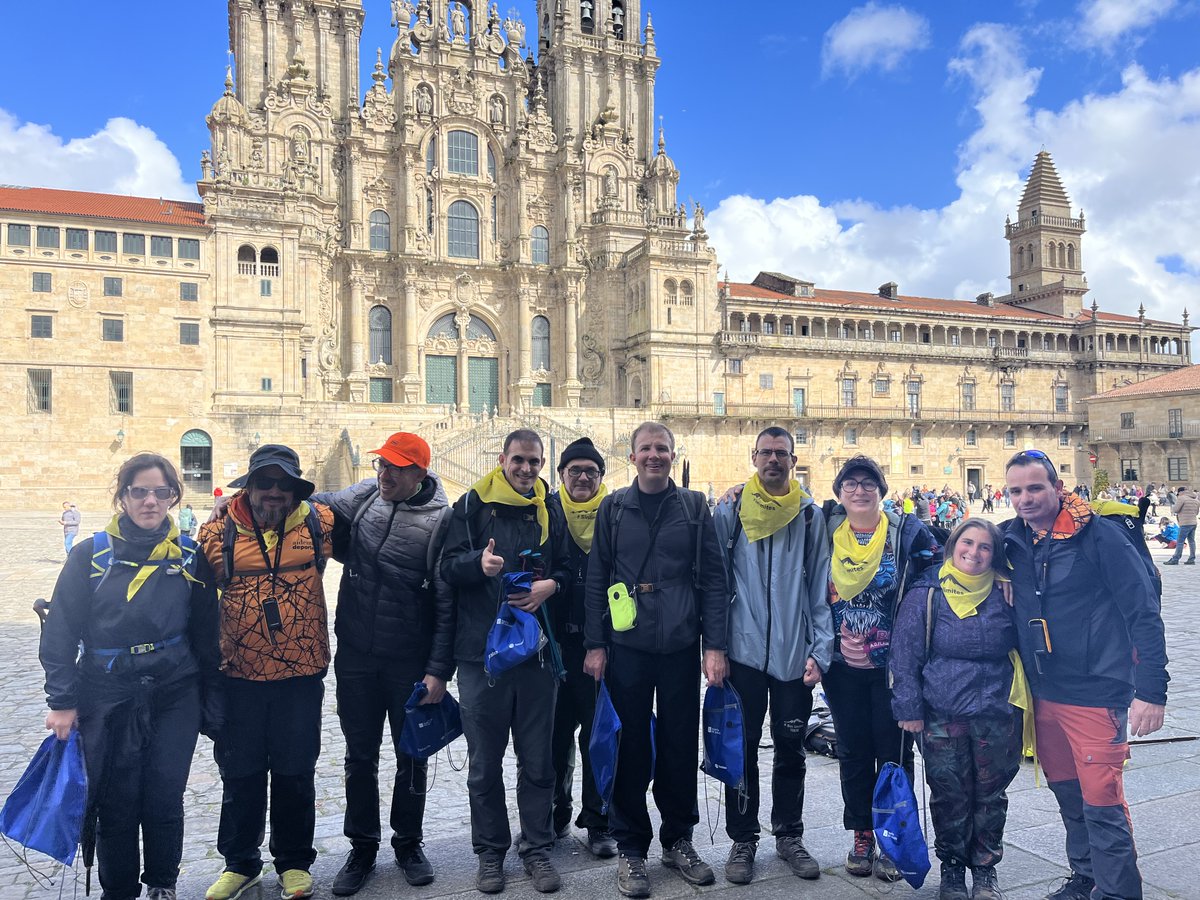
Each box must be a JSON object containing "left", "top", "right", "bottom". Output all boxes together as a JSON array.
[
  {"left": 831, "top": 516, "right": 888, "bottom": 603},
  {"left": 739, "top": 474, "right": 808, "bottom": 542},
  {"left": 103, "top": 514, "right": 200, "bottom": 602},
  {"left": 1090, "top": 499, "right": 1139, "bottom": 518},
  {"left": 939, "top": 561, "right": 995, "bottom": 619},
  {"left": 560, "top": 483, "right": 607, "bottom": 553},
  {"left": 230, "top": 497, "right": 312, "bottom": 551},
  {"left": 1008, "top": 649, "right": 1037, "bottom": 771},
  {"left": 472, "top": 466, "right": 550, "bottom": 545}
]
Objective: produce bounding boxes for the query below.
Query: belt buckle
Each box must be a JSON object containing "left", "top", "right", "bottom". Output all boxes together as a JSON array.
[
  {"left": 637, "top": 582, "right": 653, "bottom": 594},
  {"left": 129, "top": 642, "right": 157, "bottom": 655}
]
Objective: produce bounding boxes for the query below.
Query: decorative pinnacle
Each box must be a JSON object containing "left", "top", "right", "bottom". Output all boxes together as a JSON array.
[
  {"left": 658, "top": 118, "right": 665, "bottom": 153},
  {"left": 1139, "top": 302, "right": 1146, "bottom": 320},
  {"left": 1183, "top": 309, "right": 1190, "bottom": 326},
  {"left": 224, "top": 65, "right": 234, "bottom": 95},
  {"left": 373, "top": 48, "right": 386, "bottom": 83}
]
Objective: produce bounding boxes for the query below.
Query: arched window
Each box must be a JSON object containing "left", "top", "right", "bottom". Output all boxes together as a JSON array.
[
  {"left": 664, "top": 278, "right": 677, "bottom": 305},
  {"left": 580, "top": 0, "right": 595, "bottom": 34},
  {"left": 426, "top": 137, "right": 437, "bottom": 173},
  {"left": 429, "top": 313, "right": 459, "bottom": 339},
  {"left": 447, "top": 130, "right": 479, "bottom": 175},
  {"left": 1027, "top": 243, "right": 1034, "bottom": 267},
  {"left": 448, "top": 200, "right": 480, "bottom": 258},
  {"left": 487, "top": 146, "right": 497, "bottom": 181},
  {"left": 680, "top": 280, "right": 694, "bottom": 306},
  {"left": 237, "top": 244, "right": 256, "bottom": 274},
  {"left": 531, "top": 225, "right": 549, "bottom": 264},
  {"left": 612, "top": 0, "right": 625, "bottom": 39},
  {"left": 369, "top": 210, "right": 391, "bottom": 252},
  {"left": 1067, "top": 243, "right": 1076, "bottom": 268},
  {"left": 369, "top": 305, "right": 393, "bottom": 364},
  {"left": 260, "top": 246, "right": 279, "bottom": 265},
  {"left": 1047, "top": 241, "right": 1057, "bottom": 267},
  {"left": 1017, "top": 245, "right": 1025, "bottom": 271},
  {"left": 532, "top": 315, "right": 550, "bottom": 370}
]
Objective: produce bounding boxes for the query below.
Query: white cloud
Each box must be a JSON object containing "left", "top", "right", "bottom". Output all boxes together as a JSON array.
[
  {"left": 707, "top": 22, "right": 1200, "bottom": 330},
  {"left": 0, "top": 109, "right": 196, "bottom": 201},
  {"left": 1077, "top": 0, "right": 1176, "bottom": 47},
  {"left": 821, "top": 3, "right": 932, "bottom": 79}
]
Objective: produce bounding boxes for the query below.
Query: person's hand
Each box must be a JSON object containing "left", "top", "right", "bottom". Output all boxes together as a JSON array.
[
  {"left": 420, "top": 675, "right": 448, "bottom": 705},
  {"left": 1129, "top": 699, "right": 1165, "bottom": 737},
  {"left": 718, "top": 483, "right": 745, "bottom": 506},
  {"left": 802, "top": 657, "right": 822, "bottom": 687},
  {"left": 898, "top": 719, "right": 924, "bottom": 733},
  {"left": 704, "top": 649, "right": 728, "bottom": 686},
  {"left": 481, "top": 538, "right": 504, "bottom": 576},
  {"left": 205, "top": 495, "right": 229, "bottom": 525},
  {"left": 45, "top": 709, "right": 77, "bottom": 740},
  {"left": 584, "top": 648, "right": 607, "bottom": 682},
  {"left": 1000, "top": 580, "right": 1014, "bottom": 607},
  {"left": 508, "top": 579, "right": 555, "bottom": 612}
]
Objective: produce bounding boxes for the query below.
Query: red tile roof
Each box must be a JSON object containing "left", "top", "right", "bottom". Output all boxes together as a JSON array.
[
  {"left": 1087, "top": 364, "right": 1200, "bottom": 400},
  {"left": 1073, "top": 309, "right": 1180, "bottom": 327},
  {"left": 721, "top": 281, "right": 1059, "bottom": 320},
  {"left": 0, "top": 185, "right": 205, "bottom": 229}
]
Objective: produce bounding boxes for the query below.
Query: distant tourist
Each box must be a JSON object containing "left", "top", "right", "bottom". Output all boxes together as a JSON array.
[{"left": 58, "top": 501, "right": 80, "bottom": 555}]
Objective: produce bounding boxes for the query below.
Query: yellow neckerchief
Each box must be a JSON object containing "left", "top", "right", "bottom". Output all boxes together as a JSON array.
[
  {"left": 229, "top": 495, "right": 312, "bottom": 550},
  {"left": 1090, "top": 499, "right": 1139, "bottom": 518},
  {"left": 1008, "top": 648, "right": 1038, "bottom": 782},
  {"left": 103, "top": 514, "right": 200, "bottom": 601},
  {"left": 939, "top": 560, "right": 995, "bottom": 619},
  {"left": 739, "top": 474, "right": 808, "bottom": 542},
  {"left": 830, "top": 515, "right": 888, "bottom": 603},
  {"left": 560, "top": 483, "right": 607, "bottom": 553},
  {"left": 472, "top": 466, "right": 549, "bottom": 545}
]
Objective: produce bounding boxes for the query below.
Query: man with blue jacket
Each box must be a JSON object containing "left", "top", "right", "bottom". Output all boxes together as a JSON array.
[
  {"left": 713, "top": 427, "right": 832, "bottom": 885},
  {"left": 1003, "top": 450, "right": 1168, "bottom": 900}
]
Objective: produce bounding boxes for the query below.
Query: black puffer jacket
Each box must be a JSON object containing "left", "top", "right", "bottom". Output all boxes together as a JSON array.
[
  {"left": 546, "top": 492, "right": 590, "bottom": 637},
  {"left": 313, "top": 475, "right": 455, "bottom": 678}
]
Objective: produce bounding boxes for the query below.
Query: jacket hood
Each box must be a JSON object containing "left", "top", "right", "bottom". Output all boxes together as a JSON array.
[{"left": 406, "top": 471, "right": 449, "bottom": 509}]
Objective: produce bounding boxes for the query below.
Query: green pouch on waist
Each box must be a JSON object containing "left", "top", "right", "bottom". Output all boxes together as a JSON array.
[{"left": 607, "top": 582, "right": 637, "bottom": 632}]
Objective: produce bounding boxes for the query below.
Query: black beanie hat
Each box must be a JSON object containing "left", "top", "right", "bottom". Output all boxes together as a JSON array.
[{"left": 558, "top": 437, "right": 605, "bottom": 474}]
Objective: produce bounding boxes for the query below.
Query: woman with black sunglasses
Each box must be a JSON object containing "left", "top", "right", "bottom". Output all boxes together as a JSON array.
[{"left": 39, "top": 452, "right": 221, "bottom": 900}]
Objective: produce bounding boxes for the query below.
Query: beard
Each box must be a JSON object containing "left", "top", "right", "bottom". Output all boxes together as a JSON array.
[{"left": 250, "top": 498, "right": 289, "bottom": 528}]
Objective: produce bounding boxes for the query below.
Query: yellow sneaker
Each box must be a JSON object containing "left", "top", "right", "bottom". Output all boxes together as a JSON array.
[
  {"left": 278, "top": 869, "right": 313, "bottom": 899},
  {"left": 206, "top": 870, "right": 262, "bottom": 900}
]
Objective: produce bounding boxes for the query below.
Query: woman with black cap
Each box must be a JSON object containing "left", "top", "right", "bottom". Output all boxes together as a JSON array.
[{"left": 821, "top": 455, "right": 940, "bottom": 883}]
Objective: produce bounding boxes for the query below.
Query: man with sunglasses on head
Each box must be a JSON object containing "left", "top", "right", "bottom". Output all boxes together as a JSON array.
[
  {"left": 198, "top": 445, "right": 334, "bottom": 900},
  {"left": 1003, "top": 449, "right": 1168, "bottom": 900}
]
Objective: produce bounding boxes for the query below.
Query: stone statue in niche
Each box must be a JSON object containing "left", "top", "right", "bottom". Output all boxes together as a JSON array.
[
  {"left": 604, "top": 168, "right": 618, "bottom": 197},
  {"left": 489, "top": 94, "right": 504, "bottom": 125},
  {"left": 451, "top": 2, "right": 467, "bottom": 41},
  {"left": 416, "top": 84, "right": 433, "bottom": 115}
]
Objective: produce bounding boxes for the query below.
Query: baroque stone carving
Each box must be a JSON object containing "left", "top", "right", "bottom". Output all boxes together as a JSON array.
[
  {"left": 444, "top": 68, "right": 478, "bottom": 116},
  {"left": 580, "top": 333, "right": 605, "bottom": 383}
]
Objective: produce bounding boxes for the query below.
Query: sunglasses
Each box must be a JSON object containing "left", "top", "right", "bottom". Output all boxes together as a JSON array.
[
  {"left": 125, "top": 486, "right": 175, "bottom": 502},
  {"left": 250, "top": 474, "right": 299, "bottom": 492}
]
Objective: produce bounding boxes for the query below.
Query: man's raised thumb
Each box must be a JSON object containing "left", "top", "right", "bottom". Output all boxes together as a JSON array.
[{"left": 485, "top": 538, "right": 496, "bottom": 555}]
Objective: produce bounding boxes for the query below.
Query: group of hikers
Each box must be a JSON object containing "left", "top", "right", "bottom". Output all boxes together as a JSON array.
[{"left": 37, "top": 422, "right": 1168, "bottom": 900}]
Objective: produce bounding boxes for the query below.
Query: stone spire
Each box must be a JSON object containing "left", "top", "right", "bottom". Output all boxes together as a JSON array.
[{"left": 1018, "top": 150, "right": 1072, "bottom": 218}]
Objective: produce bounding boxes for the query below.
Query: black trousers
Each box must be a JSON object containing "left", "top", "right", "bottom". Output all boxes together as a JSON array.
[
  {"left": 83, "top": 676, "right": 201, "bottom": 900},
  {"left": 607, "top": 641, "right": 700, "bottom": 858},
  {"left": 551, "top": 633, "right": 607, "bottom": 832},
  {"left": 725, "top": 660, "right": 815, "bottom": 843},
  {"left": 821, "top": 662, "right": 914, "bottom": 831},
  {"left": 214, "top": 674, "right": 324, "bottom": 876},
  {"left": 335, "top": 651, "right": 427, "bottom": 854}
]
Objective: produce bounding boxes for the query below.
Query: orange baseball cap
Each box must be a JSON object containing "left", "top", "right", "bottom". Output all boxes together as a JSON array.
[{"left": 372, "top": 432, "right": 431, "bottom": 469}]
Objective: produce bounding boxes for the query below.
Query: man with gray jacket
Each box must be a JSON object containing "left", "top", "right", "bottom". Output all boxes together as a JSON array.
[
  {"left": 713, "top": 426, "right": 833, "bottom": 886},
  {"left": 1165, "top": 486, "right": 1198, "bottom": 564}
]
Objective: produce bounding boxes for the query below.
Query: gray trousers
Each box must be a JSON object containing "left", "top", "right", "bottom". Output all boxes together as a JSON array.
[{"left": 457, "top": 659, "right": 559, "bottom": 857}]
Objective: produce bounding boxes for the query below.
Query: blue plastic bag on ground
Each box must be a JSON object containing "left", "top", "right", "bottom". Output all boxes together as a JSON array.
[
  {"left": 484, "top": 602, "right": 545, "bottom": 677},
  {"left": 700, "top": 682, "right": 746, "bottom": 793},
  {"left": 399, "top": 682, "right": 463, "bottom": 760},
  {"left": 589, "top": 680, "right": 621, "bottom": 814},
  {"left": 0, "top": 732, "right": 87, "bottom": 865},
  {"left": 872, "top": 761, "right": 931, "bottom": 889}
]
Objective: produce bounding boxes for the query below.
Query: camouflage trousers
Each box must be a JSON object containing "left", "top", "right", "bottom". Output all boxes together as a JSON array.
[{"left": 920, "top": 710, "right": 1022, "bottom": 867}]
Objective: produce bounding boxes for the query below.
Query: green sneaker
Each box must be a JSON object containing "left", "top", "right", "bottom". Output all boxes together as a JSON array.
[
  {"left": 206, "top": 870, "right": 262, "bottom": 900},
  {"left": 279, "top": 869, "right": 313, "bottom": 899}
]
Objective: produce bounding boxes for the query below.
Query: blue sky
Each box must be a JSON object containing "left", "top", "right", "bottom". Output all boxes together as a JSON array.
[{"left": 2, "top": 0, "right": 1198, "bottom": 330}]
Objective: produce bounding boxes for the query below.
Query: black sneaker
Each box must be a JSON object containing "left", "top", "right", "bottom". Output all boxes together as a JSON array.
[
  {"left": 587, "top": 828, "right": 618, "bottom": 859},
  {"left": 662, "top": 838, "right": 714, "bottom": 886},
  {"left": 724, "top": 841, "right": 756, "bottom": 885},
  {"left": 971, "top": 865, "right": 1004, "bottom": 900},
  {"left": 523, "top": 853, "right": 561, "bottom": 893},
  {"left": 396, "top": 843, "right": 434, "bottom": 886},
  {"left": 775, "top": 835, "right": 820, "bottom": 879},
  {"left": 1045, "top": 872, "right": 1095, "bottom": 900},
  {"left": 1186, "top": 559, "right": 1196, "bottom": 565},
  {"left": 476, "top": 851, "right": 505, "bottom": 894},
  {"left": 874, "top": 852, "right": 903, "bottom": 883},
  {"left": 938, "top": 863, "right": 968, "bottom": 900},
  {"left": 332, "top": 848, "right": 376, "bottom": 896},
  {"left": 617, "top": 855, "right": 651, "bottom": 898},
  {"left": 1163, "top": 559, "right": 1179, "bottom": 565}
]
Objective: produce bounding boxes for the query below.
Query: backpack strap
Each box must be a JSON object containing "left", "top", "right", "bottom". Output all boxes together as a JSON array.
[
  {"left": 925, "top": 586, "right": 935, "bottom": 656},
  {"left": 422, "top": 506, "right": 453, "bottom": 591},
  {"left": 221, "top": 515, "right": 237, "bottom": 586},
  {"left": 306, "top": 505, "right": 328, "bottom": 575},
  {"left": 680, "top": 489, "right": 708, "bottom": 592}
]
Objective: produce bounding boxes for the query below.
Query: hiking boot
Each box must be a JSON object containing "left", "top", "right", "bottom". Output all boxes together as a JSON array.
[
  {"left": 971, "top": 865, "right": 1004, "bottom": 900},
  {"left": 332, "top": 848, "right": 376, "bottom": 896},
  {"left": 523, "top": 853, "right": 562, "bottom": 893},
  {"left": 874, "top": 853, "right": 903, "bottom": 882},
  {"left": 556, "top": 823, "right": 572, "bottom": 840},
  {"left": 776, "top": 835, "right": 820, "bottom": 879},
  {"left": 206, "top": 871, "right": 262, "bottom": 900},
  {"left": 617, "top": 855, "right": 651, "bottom": 898},
  {"left": 724, "top": 841, "right": 757, "bottom": 885},
  {"left": 938, "top": 863, "right": 969, "bottom": 900},
  {"left": 1045, "top": 872, "right": 1095, "bottom": 900},
  {"left": 1186, "top": 558, "right": 1195, "bottom": 565},
  {"left": 845, "top": 830, "right": 875, "bottom": 877},
  {"left": 662, "top": 838, "right": 714, "bottom": 886},
  {"left": 587, "top": 827, "right": 618, "bottom": 859},
  {"left": 396, "top": 843, "right": 434, "bottom": 886},
  {"left": 476, "top": 851, "right": 506, "bottom": 894},
  {"left": 146, "top": 889, "right": 177, "bottom": 900},
  {"left": 278, "top": 869, "right": 313, "bottom": 900},
  {"left": 1163, "top": 558, "right": 1179, "bottom": 565}
]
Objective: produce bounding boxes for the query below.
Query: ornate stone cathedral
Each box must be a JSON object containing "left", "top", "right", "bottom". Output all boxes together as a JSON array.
[{"left": 0, "top": 0, "right": 1192, "bottom": 507}]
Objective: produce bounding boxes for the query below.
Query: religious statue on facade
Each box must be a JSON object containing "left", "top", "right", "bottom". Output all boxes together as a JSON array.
[
  {"left": 450, "top": 2, "right": 467, "bottom": 41},
  {"left": 416, "top": 84, "right": 433, "bottom": 115},
  {"left": 489, "top": 94, "right": 504, "bottom": 125}
]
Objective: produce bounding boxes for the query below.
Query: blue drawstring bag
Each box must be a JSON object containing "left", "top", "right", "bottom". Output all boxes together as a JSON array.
[
  {"left": 589, "top": 680, "right": 621, "bottom": 814},
  {"left": 484, "top": 603, "right": 546, "bottom": 677},
  {"left": 700, "top": 682, "right": 746, "bottom": 794},
  {"left": 399, "top": 682, "right": 463, "bottom": 760},
  {"left": 872, "top": 762, "right": 931, "bottom": 889},
  {"left": 0, "top": 732, "right": 88, "bottom": 865},
  {"left": 502, "top": 571, "right": 534, "bottom": 595}
]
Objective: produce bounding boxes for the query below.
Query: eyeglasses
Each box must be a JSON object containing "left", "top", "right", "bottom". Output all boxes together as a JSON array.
[
  {"left": 841, "top": 478, "right": 880, "bottom": 494},
  {"left": 250, "top": 474, "right": 299, "bottom": 492},
  {"left": 565, "top": 466, "right": 601, "bottom": 480},
  {"left": 125, "top": 486, "right": 174, "bottom": 502},
  {"left": 373, "top": 458, "right": 413, "bottom": 475},
  {"left": 753, "top": 449, "right": 795, "bottom": 460}
]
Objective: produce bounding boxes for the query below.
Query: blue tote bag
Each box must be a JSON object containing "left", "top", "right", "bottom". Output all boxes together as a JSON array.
[
  {"left": 872, "top": 761, "right": 931, "bottom": 889},
  {"left": 484, "top": 602, "right": 545, "bottom": 677},
  {"left": 399, "top": 682, "right": 463, "bottom": 760},
  {"left": 0, "top": 732, "right": 88, "bottom": 865},
  {"left": 589, "top": 680, "right": 621, "bottom": 814},
  {"left": 700, "top": 682, "right": 747, "bottom": 794}
]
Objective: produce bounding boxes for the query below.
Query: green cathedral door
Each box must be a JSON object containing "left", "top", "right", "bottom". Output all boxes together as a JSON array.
[
  {"left": 468, "top": 357, "right": 499, "bottom": 414},
  {"left": 425, "top": 355, "right": 457, "bottom": 405}
]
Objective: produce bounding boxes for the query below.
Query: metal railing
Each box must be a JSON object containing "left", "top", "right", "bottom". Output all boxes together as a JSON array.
[
  {"left": 1089, "top": 422, "right": 1200, "bottom": 442},
  {"left": 655, "top": 402, "right": 1086, "bottom": 426}
]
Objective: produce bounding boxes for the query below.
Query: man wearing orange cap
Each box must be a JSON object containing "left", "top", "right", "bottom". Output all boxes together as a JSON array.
[{"left": 309, "top": 433, "right": 456, "bottom": 897}]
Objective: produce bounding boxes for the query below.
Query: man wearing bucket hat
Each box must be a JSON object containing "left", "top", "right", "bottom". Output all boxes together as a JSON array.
[
  {"left": 198, "top": 445, "right": 335, "bottom": 900},
  {"left": 308, "top": 433, "right": 456, "bottom": 897}
]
